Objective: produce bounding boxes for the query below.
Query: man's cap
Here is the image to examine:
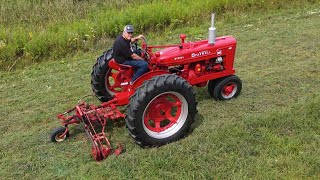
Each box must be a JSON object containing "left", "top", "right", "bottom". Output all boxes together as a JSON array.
[{"left": 124, "top": 25, "right": 134, "bottom": 33}]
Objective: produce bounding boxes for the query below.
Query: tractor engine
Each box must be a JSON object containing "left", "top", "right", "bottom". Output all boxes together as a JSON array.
[
  {"left": 152, "top": 35, "right": 237, "bottom": 87},
  {"left": 149, "top": 13, "right": 237, "bottom": 87}
]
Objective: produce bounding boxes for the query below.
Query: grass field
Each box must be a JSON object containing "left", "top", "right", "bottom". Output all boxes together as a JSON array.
[
  {"left": 0, "top": 1, "right": 320, "bottom": 179},
  {"left": 0, "top": 0, "right": 314, "bottom": 70}
]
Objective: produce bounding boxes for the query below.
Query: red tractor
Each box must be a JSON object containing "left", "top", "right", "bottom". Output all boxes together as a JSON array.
[{"left": 51, "top": 14, "right": 242, "bottom": 161}]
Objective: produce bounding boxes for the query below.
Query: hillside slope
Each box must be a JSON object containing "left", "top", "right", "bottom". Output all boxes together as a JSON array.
[{"left": 0, "top": 3, "right": 319, "bottom": 179}]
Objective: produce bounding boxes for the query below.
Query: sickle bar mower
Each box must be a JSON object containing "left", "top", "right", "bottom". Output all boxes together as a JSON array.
[{"left": 51, "top": 99, "right": 124, "bottom": 161}]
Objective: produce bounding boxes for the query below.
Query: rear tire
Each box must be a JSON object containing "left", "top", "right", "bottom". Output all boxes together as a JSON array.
[
  {"left": 91, "top": 49, "right": 113, "bottom": 102},
  {"left": 208, "top": 75, "right": 242, "bottom": 100},
  {"left": 125, "top": 74, "right": 197, "bottom": 147}
]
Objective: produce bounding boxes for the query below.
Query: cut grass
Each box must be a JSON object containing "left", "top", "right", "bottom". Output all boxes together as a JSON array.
[{"left": 0, "top": 3, "right": 320, "bottom": 179}]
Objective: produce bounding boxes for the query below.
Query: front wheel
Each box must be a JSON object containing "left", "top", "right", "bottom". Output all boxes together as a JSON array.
[
  {"left": 208, "top": 75, "right": 242, "bottom": 101},
  {"left": 125, "top": 74, "right": 197, "bottom": 147}
]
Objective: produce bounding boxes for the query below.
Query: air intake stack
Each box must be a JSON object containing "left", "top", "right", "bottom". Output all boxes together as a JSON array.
[{"left": 208, "top": 13, "right": 216, "bottom": 45}]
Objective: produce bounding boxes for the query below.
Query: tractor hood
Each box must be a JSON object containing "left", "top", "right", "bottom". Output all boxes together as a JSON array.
[{"left": 154, "top": 36, "right": 236, "bottom": 66}]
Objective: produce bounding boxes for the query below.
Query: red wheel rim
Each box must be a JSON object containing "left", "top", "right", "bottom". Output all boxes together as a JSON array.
[
  {"left": 55, "top": 132, "right": 66, "bottom": 142},
  {"left": 143, "top": 92, "right": 188, "bottom": 139},
  {"left": 105, "top": 69, "right": 123, "bottom": 94},
  {"left": 221, "top": 82, "right": 237, "bottom": 99}
]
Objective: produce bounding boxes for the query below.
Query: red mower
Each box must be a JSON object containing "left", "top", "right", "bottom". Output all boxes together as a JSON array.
[{"left": 51, "top": 14, "right": 242, "bottom": 161}]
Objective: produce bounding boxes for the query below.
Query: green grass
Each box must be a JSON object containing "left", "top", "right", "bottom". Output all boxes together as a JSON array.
[
  {"left": 1, "top": 2, "right": 320, "bottom": 179},
  {"left": 0, "top": 0, "right": 315, "bottom": 70}
]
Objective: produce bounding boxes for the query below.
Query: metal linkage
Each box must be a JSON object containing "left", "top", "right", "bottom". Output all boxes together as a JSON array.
[{"left": 55, "top": 100, "right": 124, "bottom": 161}]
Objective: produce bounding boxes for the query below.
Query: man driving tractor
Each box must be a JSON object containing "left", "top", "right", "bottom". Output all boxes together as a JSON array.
[{"left": 112, "top": 25, "right": 149, "bottom": 84}]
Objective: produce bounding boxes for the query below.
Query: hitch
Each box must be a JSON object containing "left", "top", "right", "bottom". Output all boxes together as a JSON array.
[{"left": 51, "top": 98, "right": 125, "bottom": 161}]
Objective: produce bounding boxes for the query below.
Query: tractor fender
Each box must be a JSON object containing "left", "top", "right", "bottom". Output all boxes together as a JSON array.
[{"left": 132, "top": 70, "right": 170, "bottom": 89}]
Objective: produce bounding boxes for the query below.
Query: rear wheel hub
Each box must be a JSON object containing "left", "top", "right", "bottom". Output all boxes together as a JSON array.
[{"left": 143, "top": 92, "right": 188, "bottom": 139}]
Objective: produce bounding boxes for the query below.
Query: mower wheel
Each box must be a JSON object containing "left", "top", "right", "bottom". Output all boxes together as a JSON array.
[
  {"left": 91, "top": 49, "right": 114, "bottom": 102},
  {"left": 50, "top": 127, "right": 69, "bottom": 143},
  {"left": 208, "top": 75, "right": 242, "bottom": 101},
  {"left": 125, "top": 74, "right": 197, "bottom": 147}
]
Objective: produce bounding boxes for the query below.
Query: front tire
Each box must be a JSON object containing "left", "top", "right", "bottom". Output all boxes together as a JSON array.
[
  {"left": 208, "top": 75, "right": 242, "bottom": 100},
  {"left": 125, "top": 74, "right": 197, "bottom": 147}
]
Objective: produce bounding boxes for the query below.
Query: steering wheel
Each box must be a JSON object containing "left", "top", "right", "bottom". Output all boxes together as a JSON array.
[
  {"left": 133, "top": 36, "right": 150, "bottom": 61},
  {"left": 141, "top": 36, "right": 147, "bottom": 52},
  {"left": 141, "top": 36, "right": 151, "bottom": 61}
]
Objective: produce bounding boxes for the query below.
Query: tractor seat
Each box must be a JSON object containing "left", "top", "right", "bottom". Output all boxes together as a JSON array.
[{"left": 108, "top": 59, "right": 133, "bottom": 75}]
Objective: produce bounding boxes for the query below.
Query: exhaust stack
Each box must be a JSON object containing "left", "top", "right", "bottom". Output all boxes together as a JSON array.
[{"left": 208, "top": 13, "right": 216, "bottom": 45}]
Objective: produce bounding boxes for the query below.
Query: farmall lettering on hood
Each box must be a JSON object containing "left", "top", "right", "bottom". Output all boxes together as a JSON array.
[{"left": 191, "top": 50, "right": 212, "bottom": 58}]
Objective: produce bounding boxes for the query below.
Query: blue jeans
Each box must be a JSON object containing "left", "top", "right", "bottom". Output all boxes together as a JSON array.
[{"left": 123, "top": 59, "right": 149, "bottom": 82}]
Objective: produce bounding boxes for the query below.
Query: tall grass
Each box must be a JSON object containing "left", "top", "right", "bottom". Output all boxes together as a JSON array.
[
  {"left": 0, "top": 0, "right": 156, "bottom": 69},
  {"left": 0, "top": 0, "right": 317, "bottom": 70}
]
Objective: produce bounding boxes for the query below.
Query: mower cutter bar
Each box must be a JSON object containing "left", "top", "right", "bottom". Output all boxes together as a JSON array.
[{"left": 54, "top": 100, "right": 124, "bottom": 161}]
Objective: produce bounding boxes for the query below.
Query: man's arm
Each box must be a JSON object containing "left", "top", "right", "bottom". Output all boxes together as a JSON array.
[
  {"left": 131, "top": 34, "right": 144, "bottom": 43},
  {"left": 130, "top": 34, "right": 145, "bottom": 60}
]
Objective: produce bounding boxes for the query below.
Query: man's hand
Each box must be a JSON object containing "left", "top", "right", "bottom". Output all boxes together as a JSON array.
[
  {"left": 131, "top": 34, "right": 144, "bottom": 43},
  {"left": 136, "top": 34, "right": 144, "bottom": 39}
]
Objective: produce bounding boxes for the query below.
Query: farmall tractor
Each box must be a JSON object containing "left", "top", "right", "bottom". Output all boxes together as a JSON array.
[{"left": 51, "top": 14, "right": 242, "bottom": 161}]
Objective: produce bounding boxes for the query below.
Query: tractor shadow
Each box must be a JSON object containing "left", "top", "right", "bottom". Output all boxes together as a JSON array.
[{"left": 189, "top": 112, "right": 204, "bottom": 134}]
